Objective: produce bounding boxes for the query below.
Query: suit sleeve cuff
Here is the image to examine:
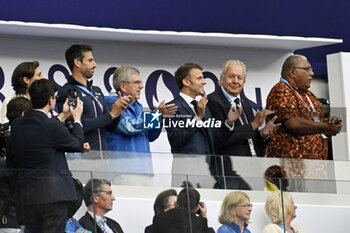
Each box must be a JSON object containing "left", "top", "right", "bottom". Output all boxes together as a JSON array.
[
  {"left": 225, "top": 120, "right": 235, "bottom": 131},
  {"left": 74, "top": 121, "right": 83, "bottom": 128}
]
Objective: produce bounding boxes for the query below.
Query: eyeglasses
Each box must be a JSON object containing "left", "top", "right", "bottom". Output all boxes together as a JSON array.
[
  {"left": 99, "top": 190, "right": 113, "bottom": 196},
  {"left": 293, "top": 67, "right": 313, "bottom": 73},
  {"left": 124, "top": 80, "right": 143, "bottom": 85},
  {"left": 236, "top": 203, "right": 253, "bottom": 209}
]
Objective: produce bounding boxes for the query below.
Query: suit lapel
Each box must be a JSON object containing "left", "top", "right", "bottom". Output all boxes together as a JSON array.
[
  {"left": 218, "top": 88, "right": 232, "bottom": 112},
  {"left": 176, "top": 95, "right": 196, "bottom": 117}
]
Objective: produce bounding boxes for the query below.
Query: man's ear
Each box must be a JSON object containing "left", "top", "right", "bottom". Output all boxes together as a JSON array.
[
  {"left": 219, "top": 76, "right": 224, "bottom": 86},
  {"left": 120, "top": 82, "right": 127, "bottom": 93},
  {"left": 93, "top": 193, "right": 99, "bottom": 203},
  {"left": 290, "top": 68, "right": 296, "bottom": 77},
  {"left": 182, "top": 78, "right": 191, "bottom": 88},
  {"left": 174, "top": 201, "right": 178, "bottom": 208},
  {"left": 48, "top": 96, "right": 54, "bottom": 107},
  {"left": 74, "top": 58, "right": 81, "bottom": 69},
  {"left": 23, "top": 77, "right": 30, "bottom": 85}
]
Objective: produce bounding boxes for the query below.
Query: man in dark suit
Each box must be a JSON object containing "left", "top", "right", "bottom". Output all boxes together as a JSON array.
[
  {"left": 207, "top": 59, "right": 279, "bottom": 188},
  {"left": 166, "top": 63, "right": 239, "bottom": 154},
  {"left": 152, "top": 188, "right": 214, "bottom": 233},
  {"left": 10, "top": 79, "right": 84, "bottom": 233},
  {"left": 166, "top": 63, "right": 240, "bottom": 187},
  {"left": 79, "top": 179, "right": 124, "bottom": 233}
]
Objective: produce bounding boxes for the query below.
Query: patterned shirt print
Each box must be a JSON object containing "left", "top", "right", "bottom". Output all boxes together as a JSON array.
[{"left": 266, "top": 80, "right": 328, "bottom": 160}]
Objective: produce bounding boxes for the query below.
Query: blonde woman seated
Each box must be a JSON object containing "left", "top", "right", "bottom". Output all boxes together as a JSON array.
[
  {"left": 217, "top": 191, "right": 252, "bottom": 233},
  {"left": 263, "top": 191, "right": 306, "bottom": 233}
]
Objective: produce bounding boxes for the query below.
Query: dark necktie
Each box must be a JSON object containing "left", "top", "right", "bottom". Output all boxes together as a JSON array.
[
  {"left": 191, "top": 100, "right": 198, "bottom": 114},
  {"left": 234, "top": 98, "right": 247, "bottom": 124},
  {"left": 234, "top": 98, "right": 240, "bottom": 108}
]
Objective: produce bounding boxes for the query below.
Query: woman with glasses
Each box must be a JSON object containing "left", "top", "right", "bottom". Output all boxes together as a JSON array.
[
  {"left": 263, "top": 191, "right": 306, "bottom": 233},
  {"left": 217, "top": 191, "right": 252, "bottom": 233}
]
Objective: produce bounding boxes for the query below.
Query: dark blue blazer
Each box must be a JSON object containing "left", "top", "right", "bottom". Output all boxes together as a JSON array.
[
  {"left": 165, "top": 95, "right": 215, "bottom": 155},
  {"left": 10, "top": 109, "right": 84, "bottom": 205},
  {"left": 57, "top": 76, "right": 119, "bottom": 150}
]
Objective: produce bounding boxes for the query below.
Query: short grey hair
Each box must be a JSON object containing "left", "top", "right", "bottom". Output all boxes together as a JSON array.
[
  {"left": 265, "top": 191, "right": 294, "bottom": 224},
  {"left": 113, "top": 66, "right": 140, "bottom": 92},
  {"left": 83, "top": 179, "right": 111, "bottom": 207},
  {"left": 220, "top": 59, "right": 247, "bottom": 79},
  {"left": 281, "top": 54, "right": 307, "bottom": 78}
]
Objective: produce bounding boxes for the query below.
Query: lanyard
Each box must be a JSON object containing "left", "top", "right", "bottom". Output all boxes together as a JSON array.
[
  {"left": 221, "top": 87, "right": 249, "bottom": 124},
  {"left": 280, "top": 78, "right": 317, "bottom": 114},
  {"left": 76, "top": 85, "right": 104, "bottom": 112}
]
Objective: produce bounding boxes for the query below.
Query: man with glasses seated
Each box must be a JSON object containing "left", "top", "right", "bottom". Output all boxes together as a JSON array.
[{"left": 79, "top": 179, "right": 124, "bottom": 233}]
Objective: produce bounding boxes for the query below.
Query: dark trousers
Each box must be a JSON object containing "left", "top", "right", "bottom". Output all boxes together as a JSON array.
[{"left": 24, "top": 201, "right": 69, "bottom": 233}]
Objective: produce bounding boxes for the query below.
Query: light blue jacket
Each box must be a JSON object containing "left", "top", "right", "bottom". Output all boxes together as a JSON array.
[{"left": 217, "top": 222, "right": 251, "bottom": 233}]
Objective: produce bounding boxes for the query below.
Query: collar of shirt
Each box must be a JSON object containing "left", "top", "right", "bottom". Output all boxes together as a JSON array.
[
  {"left": 282, "top": 77, "right": 308, "bottom": 94},
  {"left": 87, "top": 210, "right": 105, "bottom": 222},
  {"left": 179, "top": 92, "right": 197, "bottom": 114},
  {"left": 230, "top": 222, "right": 248, "bottom": 232},
  {"left": 33, "top": 109, "right": 50, "bottom": 117},
  {"left": 69, "top": 75, "right": 93, "bottom": 89},
  {"left": 221, "top": 86, "right": 241, "bottom": 105}
]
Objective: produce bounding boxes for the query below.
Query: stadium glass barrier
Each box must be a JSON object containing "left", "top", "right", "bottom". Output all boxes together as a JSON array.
[
  {"left": 65, "top": 150, "right": 350, "bottom": 232},
  {"left": 2, "top": 153, "right": 350, "bottom": 232}
]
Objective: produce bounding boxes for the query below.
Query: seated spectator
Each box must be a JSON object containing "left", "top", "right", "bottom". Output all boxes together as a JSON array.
[
  {"left": 65, "top": 178, "right": 91, "bottom": 233},
  {"left": 263, "top": 191, "right": 306, "bottom": 233},
  {"left": 145, "top": 189, "right": 178, "bottom": 233},
  {"left": 1, "top": 61, "right": 43, "bottom": 124},
  {"left": 79, "top": 179, "right": 124, "bottom": 233},
  {"left": 152, "top": 188, "right": 214, "bottom": 233},
  {"left": 217, "top": 191, "right": 252, "bottom": 233}
]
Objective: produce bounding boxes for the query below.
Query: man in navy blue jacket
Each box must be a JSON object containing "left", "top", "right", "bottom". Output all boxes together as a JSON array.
[
  {"left": 166, "top": 63, "right": 241, "bottom": 181},
  {"left": 10, "top": 79, "right": 84, "bottom": 233},
  {"left": 57, "top": 44, "right": 131, "bottom": 151}
]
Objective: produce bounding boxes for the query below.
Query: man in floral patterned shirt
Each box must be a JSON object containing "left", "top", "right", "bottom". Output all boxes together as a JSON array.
[
  {"left": 266, "top": 55, "right": 342, "bottom": 185},
  {"left": 266, "top": 54, "right": 342, "bottom": 160}
]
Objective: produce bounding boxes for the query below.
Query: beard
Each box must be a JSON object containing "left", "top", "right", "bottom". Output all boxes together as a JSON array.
[{"left": 83, "top": 69, "right": 94, "bottom": 79}]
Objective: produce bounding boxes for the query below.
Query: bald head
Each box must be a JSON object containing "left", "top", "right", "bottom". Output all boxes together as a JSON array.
[{"left": 281, "top": 55, "right": 307, "bottom": 78}]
